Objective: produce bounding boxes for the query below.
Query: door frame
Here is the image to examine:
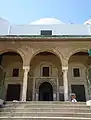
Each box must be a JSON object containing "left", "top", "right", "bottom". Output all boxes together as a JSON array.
[{"left": 39, "top": 82, "right": 53, "bottom": 101}]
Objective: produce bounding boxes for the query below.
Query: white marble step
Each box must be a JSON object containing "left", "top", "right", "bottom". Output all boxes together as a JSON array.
[
  {"left": 1, "top": 107, "right": 91, "bottom": 112},
  {"left": 0, "top": 102, "right": 91, "bottom": 120},
  {"left": 0, "top": 112, "right": 91, "bottom": 118},
  {"left": 0, "top": 116, "right": 91, "bottom": 120},
  {"left": 7, "top": 101, "right": 86, "bottom": 104},
  {"left": 4, "top": 104, "right": 89, "bottom": 109}
]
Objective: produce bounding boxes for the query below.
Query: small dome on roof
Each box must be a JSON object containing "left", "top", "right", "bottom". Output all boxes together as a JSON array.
[
  {"left": 29, "top": 18, "right": 65, "bottom": 25},
  {"left": 84, "top": 19, "right": 91, "bottom": 25}
]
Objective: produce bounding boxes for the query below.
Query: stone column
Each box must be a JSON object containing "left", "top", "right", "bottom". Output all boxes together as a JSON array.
[
  {"left": 57, "top": 77, "right": 59, "bottom": 101},
  {"left": 62, "top": 66, "right": 69, "bottom": 101},
  {"left": 36, "top": 93, "right": 39, "bottom": 101},
  {"left": 32, "top": 77, "right": 36, "bottom": 101},
  {"left": 21, "top": 66, "right": 30, "bottom": 101},
  {"left": 53, "top": 93, "right": 56, "bottom": 101}
]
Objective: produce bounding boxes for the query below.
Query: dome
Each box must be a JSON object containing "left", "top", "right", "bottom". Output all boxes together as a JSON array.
[
  {"left": 0, "top": 17, "right": 9, "bottom": 25},
  {"left": 84, "top": 19, "right": 91, "bottom": 25},
  {"left": 29, "top": 18, "right": 65, "bottom": 25}
]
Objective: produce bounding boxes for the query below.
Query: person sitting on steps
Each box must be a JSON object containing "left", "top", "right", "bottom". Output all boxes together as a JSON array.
[{"left": 71, "top": 93, "right": 77, "bottom": 103}]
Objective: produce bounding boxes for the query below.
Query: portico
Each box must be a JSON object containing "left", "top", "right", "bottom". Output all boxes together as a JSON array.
[{"left": 0, "top": 44, "right": 90, "bottom": 102}]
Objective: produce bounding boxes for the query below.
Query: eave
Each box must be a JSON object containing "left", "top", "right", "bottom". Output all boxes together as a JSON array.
[{"left": 0, "top": 35, "right": 91, "bottom": 41}]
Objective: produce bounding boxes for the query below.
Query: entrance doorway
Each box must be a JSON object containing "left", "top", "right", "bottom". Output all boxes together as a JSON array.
[
  {"left": 39, "top": 82, "right": 53, "bottom": 101},
  {"left": 6, "top": 84, "right": 21, "bottom": 101},
  {"left": 71, "top": 85, "right": 86, "bottom": 102}
]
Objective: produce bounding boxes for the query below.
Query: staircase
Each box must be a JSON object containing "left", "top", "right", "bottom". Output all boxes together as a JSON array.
[{"left": 0, "top": 101, "right": 91, "bottom": 120}]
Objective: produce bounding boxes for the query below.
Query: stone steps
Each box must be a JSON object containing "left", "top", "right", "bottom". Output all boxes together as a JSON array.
[
  {"left": 4, "top": 106, "right": 89, "bottom": 109},
  {"left": 0, "top": 112, "right": 91, "bottom": 118},
  {"left": 0, "top": 116, "right": 91, "bottom": 120},
  {"left": 6, "top": 101, "right": 86, "bottom": 104},
  {"left": 4, "top": 104, "right": 90, "bottom": 108},
  {"left": 6, "top": 102, "right": 85, "bottom": 104},
  {"left": 0, "top": 101, "right": 91, "bottom": 120},
  {"left": 2, "top": 107, "right": 91, "bottom": 112},
  {"left": 6, "top": 102, "right": 86, "bottom": 107}
]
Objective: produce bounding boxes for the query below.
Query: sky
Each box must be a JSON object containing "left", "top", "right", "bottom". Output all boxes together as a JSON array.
[{"left": 0, "top": 0, "right": 91, "bottom": 24}]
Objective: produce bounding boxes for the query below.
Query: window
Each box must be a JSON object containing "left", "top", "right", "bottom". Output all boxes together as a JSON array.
[
  {"left": 42, "top": 67, "right": 49, "bottom": 77},
  {"left": 40, "top": 30, "right": 52, "bottom": 35},
  {"left": 12, "top": 68, "right": 19, "bottom": 77},
  {"left": 73, "top": 68, "right": 80, "bottom": 77}
]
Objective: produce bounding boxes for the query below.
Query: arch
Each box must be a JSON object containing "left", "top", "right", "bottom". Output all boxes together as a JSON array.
[
  {"left": 37, "top": 79, "right": 56, "bottom": 91},
  {"left": 0, "top": 50, "right": 24, "bottom": 100},
  {"left": 68, "top": 48, "right": 90, "bottom": 101},
  {"left": 39, "top": 82, "right": 53, "bottom": 89},
  {"left": 39, "top": 82, "right": 53, "bottom": 101},
  {"left": 68, "top": 49, "right": 89, "bottom": 67},
  {"left": 30, "top": 48, "right": 62, "bottom": 65},
  {"left": 68, "top": 48, "right": 89, "bottom": 61},
  {"left": 0, "top": 48, "right": 25, "bottom": 63}
]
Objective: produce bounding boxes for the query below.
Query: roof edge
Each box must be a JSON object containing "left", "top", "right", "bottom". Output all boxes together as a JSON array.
[{"left": 0, "top": 35, "right": 91, "bottom": 38}]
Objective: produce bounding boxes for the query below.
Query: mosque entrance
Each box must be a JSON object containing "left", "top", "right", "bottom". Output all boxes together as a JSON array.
[{"left": 39, "top": 82, "right": 53, "bottom": 101}]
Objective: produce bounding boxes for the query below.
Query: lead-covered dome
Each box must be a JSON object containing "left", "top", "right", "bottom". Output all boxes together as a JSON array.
[{"left": 29, "top": 18, "right": 65, "bottom": 25}]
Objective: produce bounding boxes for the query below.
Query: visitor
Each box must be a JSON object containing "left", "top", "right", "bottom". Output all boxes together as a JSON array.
[{"left": 71, "top": 93, "right": 77, "bottom": 103}]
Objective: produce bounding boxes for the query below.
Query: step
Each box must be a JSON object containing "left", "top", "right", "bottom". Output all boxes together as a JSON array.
[
  {"left": 6, "top": 102, "right": 86, "bottom": 106},
  {"left": 6, "top": 101, "right": 86, "bottom": 104},
  {"left": 4, "top": 104, "right": 89, "bottom": 108},
  {"left": 6, "top": 102, "right": 87, "bottom": 107},
  {"left": 0, "top": 112, "right": 91, "bottom": 118},
  {"left": 4, "top": 106, "right": 89, "bottom": 110},
  {"left": 0, "top": 116, "right": 91, "bottom": 120},
  {"left": 1, "top": 107, "right": 91, "bottom": 112}
]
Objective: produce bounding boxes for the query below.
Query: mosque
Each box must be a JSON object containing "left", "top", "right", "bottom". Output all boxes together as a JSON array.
[{"left": 0, "top": 17, "right": 91, "bottom": 102}]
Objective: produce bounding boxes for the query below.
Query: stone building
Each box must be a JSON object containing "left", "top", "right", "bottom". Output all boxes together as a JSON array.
[{"left": 0, "top": 18, "right": 91, "bottom": 102}]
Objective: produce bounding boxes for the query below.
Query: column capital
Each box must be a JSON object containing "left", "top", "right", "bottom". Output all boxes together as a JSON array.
[
  {"left": 62, "top": 66, "right": 68, "bottom": 71},
  {"left": 23, "top": 66, "right": 30, "bottom": 72}
]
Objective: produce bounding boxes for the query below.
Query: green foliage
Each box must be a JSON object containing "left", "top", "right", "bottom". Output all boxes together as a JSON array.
[{"left": 88, "top": 49, "right": 91, "bottom": 56}]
